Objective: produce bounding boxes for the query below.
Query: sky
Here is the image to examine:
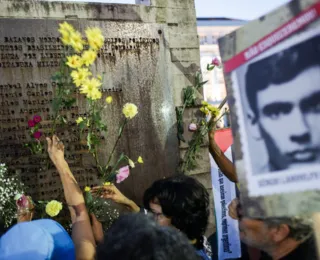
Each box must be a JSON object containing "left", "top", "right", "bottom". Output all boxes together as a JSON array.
[
  {"left": 52, "top": 0, "right": 292, "bottom": 20},
  {"left": 195, "top": 0, "right": 291, "bottom": 20}
]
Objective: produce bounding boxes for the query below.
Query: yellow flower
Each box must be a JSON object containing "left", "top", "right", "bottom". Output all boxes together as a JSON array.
[
  {"left": 137, "top": 156, "right": 143, "bottom": 164},
  {"left": 207, "top": 105, "right": 220, "bottom": 118},
  {"left": 201, "top": 101, "right": 209, "bottom": 106},
  {"left": 66, "top": 55, "right": 83, "bottom": 69},
  {"left": 122, "top": 103, "right": 138, "bottom": 119},
  {"left": 105, "top": 96, "right": 113, "bottom": 104},
  {"left": 45, "top": 200, "right": 63, "bottom": 217},
  {"left": 200, "top": 106, "right": 209, "bottom": 115},
  {"left": 128, "top": 159, "right": 135, "bottom": 168},
  {"left": 81, "top": 50, "right": 97, "bottom": 66},
  {"left": 80, "top": 78, "right": 101, "bottom": 94},
  {"left": 84, "top": 186, "right": 91, "bottom": 192},
  {"left": 85, "top": 27, "right": 105, "bottom": 50},
  {"left": 76, "top": 117, "right": 84, "bottom": 124},
  {"left": 69, "top": 31, "right": 85, "bottom": 52},
  {"left": 87, "top": 88, "right": 102, "bottom": 100},
  {"left": 59, "top": 22, "right": 75, "bottom": 34},
  {"left": 60, "top": 30, "right": 72, "bottom": 46},
  {"left": 97, "top": 75, "right": 102, "bottom": 81},
  {"left": 80, "top": 78, "right": 102, "bottom": 100},
  {"left": 71, "top": 68, "right": 92, "bottom": 87},
  {"left": 59, "top": 23, "right": 83, "bottom": 49},
  {"left": 104, "top": 182, "right": 111, "bottom": 186}
]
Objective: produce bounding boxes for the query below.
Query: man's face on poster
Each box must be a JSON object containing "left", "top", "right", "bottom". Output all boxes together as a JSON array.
[{"left": 254, "top": 66, "right": 320, "bottom": 170}]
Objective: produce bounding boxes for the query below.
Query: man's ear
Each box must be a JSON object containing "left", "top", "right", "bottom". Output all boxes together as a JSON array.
[
  {"left": 271, "top": 224, "right": 290, "bottom": 243},
  {"left": 247, "top": 110, "right": 262, "bottom": 140}
]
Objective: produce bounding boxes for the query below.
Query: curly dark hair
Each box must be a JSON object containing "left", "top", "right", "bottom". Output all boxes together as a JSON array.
[
  {"left": 143, "top": 175, "right": 210, "bottom": 249},
  {"left": 245, "top": 34, "right": 320, "bottom": 117},
  {"left": 96, "top": 213, "right": 201, "bottom": 260}
]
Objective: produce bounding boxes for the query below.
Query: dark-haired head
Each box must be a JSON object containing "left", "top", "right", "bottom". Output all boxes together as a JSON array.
[
  {"left": 96, "top": 213, "right": 201, "bottom": 260},
  {"left": 143, "top": 175, "right": 210, "bottom": 249}
]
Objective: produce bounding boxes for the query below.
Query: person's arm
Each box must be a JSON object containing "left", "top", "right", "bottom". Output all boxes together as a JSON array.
[
  {"left": 90, "top": 213, "right": 104, "bottom": 244},
  {"left": 46, "top": 135, "right": 96, "bottom": 260},
  {"left": 208, "top": 128, "right": 238, "bottom": 183},
  {"left": 91, "top": 184, "right": 140, "bottom": 213}
]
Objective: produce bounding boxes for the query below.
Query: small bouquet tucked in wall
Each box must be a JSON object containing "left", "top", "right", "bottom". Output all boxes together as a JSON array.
[
  {"left": 0, "top": 163, "right": 63, "bottom": 227},
  {"left": 0, "top": 163, "right": 25, "bottom": 227},
  {"left": 24, "top": 115, "right": 44, "bottom": 155},
  {"left": 177, "top": 57, "right": 227, "bottom": 172}
]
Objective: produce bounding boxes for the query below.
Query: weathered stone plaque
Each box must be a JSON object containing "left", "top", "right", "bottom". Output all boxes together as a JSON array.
[
  {"left": 0, "top": 17, "right": 178, "bottom": 203},
  {"left": 218, "top": 0, "right": 320, "bottom": 217}
]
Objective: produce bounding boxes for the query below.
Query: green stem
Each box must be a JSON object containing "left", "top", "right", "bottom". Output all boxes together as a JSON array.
[
  {"left": 105, "top": 118, "right": 128, "bottom": 170},
  {"left": 104, "top": 153, "right": 125, "bottom": 181},
  {"left": 89, "top": 101, "right": 103, "bottom": 175}
]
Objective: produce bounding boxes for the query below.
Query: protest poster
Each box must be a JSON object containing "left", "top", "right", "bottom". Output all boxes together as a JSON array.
[
  {"left": 211, "top": 129, "right": 241, "bottom": 260},
  {"left": 218, "top": 0, "right": 320, "bottom": 218}
]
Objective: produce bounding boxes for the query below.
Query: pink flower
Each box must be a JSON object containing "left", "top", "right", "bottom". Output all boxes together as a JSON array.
[
  {"left": 33, "top": 115, "right": 42, "bottom": 124},
  {"left": 28, "top": 120, "right": 35, "bottom": 128},
  {"left": 188, "top": 123, "right": 198, "bottom": 132},
  {"left": 16, "top": 195, "right": 30, "bottom": 208},
  {"left": 211, "top": 57, "right": 221, "bottom": 67},
  {"left": 33, "top": 131, "right": 42, "bottom": 139},
  {"left": 116, "top": 166, "right": 130, "bottom": 183}
]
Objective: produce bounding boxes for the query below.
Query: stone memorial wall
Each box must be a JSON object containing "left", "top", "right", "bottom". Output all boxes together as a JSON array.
[
  {"left": 0, "top": 2, "right": 214, "bottom": 234},
  {"left": 0, "top": 18, "right": 165, "bottom": 203}
]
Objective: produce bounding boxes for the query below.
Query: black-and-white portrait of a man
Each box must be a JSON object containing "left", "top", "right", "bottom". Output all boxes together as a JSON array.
[{"left": 236, "top": 32, "right": 320, "bottom": 175}]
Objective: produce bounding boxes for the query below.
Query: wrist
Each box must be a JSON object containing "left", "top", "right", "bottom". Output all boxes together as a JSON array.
[
  {"left": 126, "top": 199, "right": 140, "bottom": 212},
  {"left": 53, "top": 157, "right": 67, "bottom": 167}
]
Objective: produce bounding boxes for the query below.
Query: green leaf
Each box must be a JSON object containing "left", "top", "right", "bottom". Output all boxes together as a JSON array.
[
  {"left": 87, "top": 132, "right": 92, "bottom": 151},
  {"left": 78, "top": 121, "right": 86, "bottom": 130},
  {"left": 63, "top": 98, "right": 76, "bottom": 108},
  {"left": 60, "top": 116, "right": 68, "bottom": 124},
  {"left": 51, "top": 72, "right": 62, "bottom": 81},
  {"left": 85, "top": 191, "right": 93, "bottom": 205},
  {"left": 52, "top": 98, "right": 62, "bottom": 113}
]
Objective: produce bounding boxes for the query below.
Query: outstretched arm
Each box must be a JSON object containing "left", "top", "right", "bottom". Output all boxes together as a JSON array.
[
  {"left": 47, "top": 135, "right": 96, "bottom": 260},
  {"left": 91, "top": 184, "right": 140, "bottom": 213},
  {"left": 208, "top": 128, "right": 238, "bottom": 183}
]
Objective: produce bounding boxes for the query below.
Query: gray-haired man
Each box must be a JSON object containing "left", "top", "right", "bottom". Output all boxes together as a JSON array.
[{"left": 228, "top": 199, "right": 317, "bottom": 259}]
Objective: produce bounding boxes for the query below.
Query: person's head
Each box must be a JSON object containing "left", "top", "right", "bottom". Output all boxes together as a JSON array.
[
  {"left": 143, "top": 175, "right": 209, "bottom": 249},
  {"left": 96, "top": 213, "right": 201, "bottom": 260},
  {"left": 239, "top": 216, "right": 312, "bottom": 252},
  {"left": 245, "top": 35, "right": 320, "bottom": 170},
  {"left": 0, "top": 219, "right": 75, "bottom": 260}
]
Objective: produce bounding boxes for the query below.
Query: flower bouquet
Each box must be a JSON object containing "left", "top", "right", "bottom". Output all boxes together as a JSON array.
[
  {"left": 55, "top": 22, "right": 144, "bottom": 230},
  {"left": 24, "top": 115, "right": 44, "bottom": 155},
  {"left": 0, "top": 164, "right": 25, "bottom": 227}
]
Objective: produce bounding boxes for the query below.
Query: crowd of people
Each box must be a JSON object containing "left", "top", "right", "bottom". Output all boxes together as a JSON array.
[{"left": 0, "top": 125, "right": 317, "bottom": 260}]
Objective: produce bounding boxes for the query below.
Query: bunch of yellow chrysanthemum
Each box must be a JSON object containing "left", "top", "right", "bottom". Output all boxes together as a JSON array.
[
  {"left": 200, "top": 101, "right": 220, "bottom": 118},
  {"left": 45, "top": 200, "right": 63, "bottom": 217},
  {"left": 59, "top": 22, "right": 105, "bottom": 101}
]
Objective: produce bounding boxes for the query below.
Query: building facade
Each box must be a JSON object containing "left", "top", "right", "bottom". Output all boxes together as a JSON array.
[{"left": 197, "top": 18, "right": 247, "bottom": 127}]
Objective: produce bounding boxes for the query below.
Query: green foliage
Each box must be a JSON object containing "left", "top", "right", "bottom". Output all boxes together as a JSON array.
[{"left": 176, "top": 72, "right": 208, "bottom": 142}]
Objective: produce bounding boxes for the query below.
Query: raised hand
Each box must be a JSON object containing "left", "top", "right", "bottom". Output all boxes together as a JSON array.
[
  {"left": 46, "top": 135, "right": 65, "bottom": 165},
  {"left": 228, "top": 198, "right": 240, "bottom": 220}
]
